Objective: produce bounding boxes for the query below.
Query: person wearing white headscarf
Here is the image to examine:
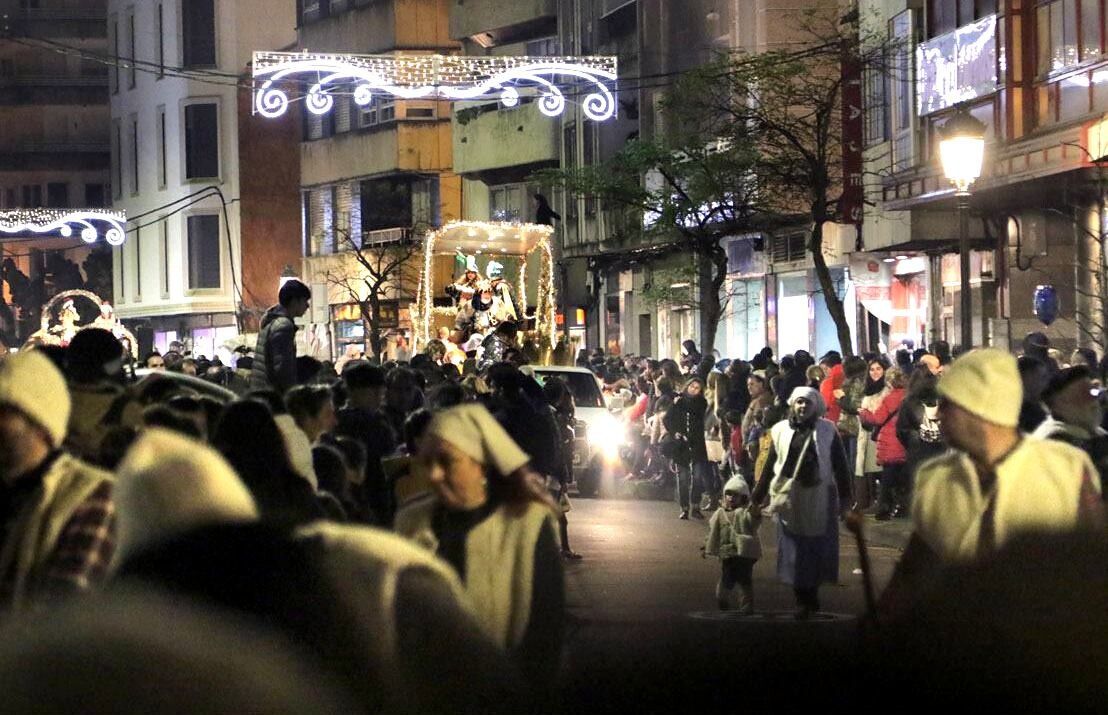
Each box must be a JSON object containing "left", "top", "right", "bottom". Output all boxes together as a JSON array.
[
  {"left": 394, "top": 403, "right": 563, "bottom": 693},
  {"left": 751, "top": 387, "right": 852, "bottom": 619}
]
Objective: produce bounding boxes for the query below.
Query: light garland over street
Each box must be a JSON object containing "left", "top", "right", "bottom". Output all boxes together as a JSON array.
[
  {"left": 252, "top": 51, "right": 618, "bottom": 122},
  {"left": 0, "top": 209, "right": 127, "bottom": 245}
]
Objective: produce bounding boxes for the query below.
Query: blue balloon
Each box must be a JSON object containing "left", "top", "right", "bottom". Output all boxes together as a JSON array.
[{"left": 1033, "top": 284, "right": 1058, "bottom": 326}]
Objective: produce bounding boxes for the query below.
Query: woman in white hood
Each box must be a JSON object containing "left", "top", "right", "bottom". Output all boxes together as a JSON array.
[{"left": 751, "top": 387, "right": 852, "bottom": 619}]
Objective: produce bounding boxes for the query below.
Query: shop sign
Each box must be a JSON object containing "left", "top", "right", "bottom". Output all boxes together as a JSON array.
[
  {"left": 330, "top": 301, "right": 401, "bottom": 328},
  {"left": 917, "top": 15, "right": 997, "bottom": 116}
]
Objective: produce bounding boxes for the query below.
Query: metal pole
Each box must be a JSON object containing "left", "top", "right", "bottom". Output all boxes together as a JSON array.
[{"left": 958, "top": 193, "right": 973, "bottom": 351}]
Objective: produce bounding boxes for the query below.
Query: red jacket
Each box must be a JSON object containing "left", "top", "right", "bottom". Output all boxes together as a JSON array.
[
  {"left": 820, "top": 365, "right": 845, "bottom": 424},
  {"left": 859, "top": 387, "right": 907, "bottom": 466}
]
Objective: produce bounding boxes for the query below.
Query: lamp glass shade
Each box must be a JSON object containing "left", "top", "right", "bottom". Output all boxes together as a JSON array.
[{"left": 939, "top": 135, "right": 985, "bottom": 193}]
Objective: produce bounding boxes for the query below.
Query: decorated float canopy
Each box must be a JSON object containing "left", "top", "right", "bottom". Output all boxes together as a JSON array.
[
  {"left": 413, "top": 221, "right": 558, "bottom": 351},
  {"left": 0, "top": 209, "right": 127, "bottom": 246},
  {"left": 252, "top": 51, "right": 618, "bottom": 122}
]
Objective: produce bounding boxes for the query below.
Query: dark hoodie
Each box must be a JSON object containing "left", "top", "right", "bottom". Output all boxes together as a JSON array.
[{"left": 251, "top": 305, "right": 298, "bottom": 394}]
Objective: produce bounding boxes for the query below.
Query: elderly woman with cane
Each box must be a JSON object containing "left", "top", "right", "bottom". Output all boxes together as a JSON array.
[{"left": 751, "top": 387, "right": 853, "bottom": 619}]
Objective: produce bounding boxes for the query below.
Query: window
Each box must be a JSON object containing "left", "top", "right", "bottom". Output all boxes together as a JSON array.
[
  {"left": 133, "top": 226, "right": 142, "bottom": 301},
  {"left": 928, "top": 0, "right": 996, "bottom": 38},
  {"left": 356, "top": 97, "right": 396, "bottom": 128},
  {"left": 563, "top": 123, "right": 578, "bottom": 220},
  {"left": 864, "top": 66, "right": 889, "bottom": 145},
  {"left": 160, "top": 221, "right": 170, "bottom": 296},
  {"left": 130, "top": 113, "right": 140, "bottom": 194},
  {"left": 126, "top": 7, "right": 136, "bottom": 89},
  {"left": 156, "top": 4, "right": 165, "bottom": 77},
  {"left": 1036, "top": 0, "right": 1089, "bottom": 76},
  {"left": 360, "top": 177, "right": 414, "bottom": 231},
  {"left": 182, "top": 0, "right": 216, "bottom": 68},
  {"left": 184, "top": 102, "right": 219, "bottom": 179},
  {"left": 525, "top": 37, "right": 561, "bottom": 56},
  {"left": 187, "top": 214, "right": 221, "bottom": 289},
  {"left": 111, "top": 118, "right": 122, "bottom": 198},
  {"left": 108, "top": 15, "right": 119, "bottom": 93},
  {"left": 157, "top": 105, "right": 167, "bottom": 189},
  {"left": 299, "top": 0, "right": 328, "bottom": 24},
  {"left": 46, "top": 182, "right": 67, "bottom": 208},
  {"left": 890, "top": 10, "right": 916, "bottom": 171},
  {"left": 85, "top": 183, "right": 105, "bottom": 207},
  {"left": 21, "top": 185, "right": 42, "bottom": 207}
]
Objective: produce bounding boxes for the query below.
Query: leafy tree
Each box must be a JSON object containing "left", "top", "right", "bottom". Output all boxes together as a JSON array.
[{"left": 544, "top": 10, "right": 885, "bottom": 356}]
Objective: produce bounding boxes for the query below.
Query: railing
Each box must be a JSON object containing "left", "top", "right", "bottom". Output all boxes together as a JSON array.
[{"left": 361, "top": 226, "right": 412, "bottom": 246}]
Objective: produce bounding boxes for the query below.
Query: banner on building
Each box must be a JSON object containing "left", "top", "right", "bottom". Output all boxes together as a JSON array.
[
  {"left": 916, "top": 14, "right": 998, "bottom": 116},
  {"left": 839, "top": 38, "right": 864, "bottom": 227}
]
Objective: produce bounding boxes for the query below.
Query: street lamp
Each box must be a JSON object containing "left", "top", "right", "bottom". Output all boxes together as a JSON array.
[{"left": 939, "top": 104, "right": 986, "bottom": 351}]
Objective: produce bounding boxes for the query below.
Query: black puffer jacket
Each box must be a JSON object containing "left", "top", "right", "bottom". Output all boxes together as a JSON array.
[
  {"left": 251, "top": 305, "right": 297, "bottom": 394},
  {"left": 663, "top": 394, "right": 709, "bottom": 462}
]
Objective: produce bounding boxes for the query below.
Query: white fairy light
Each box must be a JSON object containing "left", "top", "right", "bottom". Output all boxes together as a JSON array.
[
  {"left": 252, "top": 51, "right": 618, "bottom": 122},
  {"left": 0, "top": 209, "right": 127, "bottom": 246}
]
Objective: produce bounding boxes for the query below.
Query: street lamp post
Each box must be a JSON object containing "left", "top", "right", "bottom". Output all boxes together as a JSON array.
[{"left": 939, "top": 105, "right": 987, "bottom": 351}]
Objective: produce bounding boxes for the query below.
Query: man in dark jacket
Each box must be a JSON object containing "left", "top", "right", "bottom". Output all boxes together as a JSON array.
[
  {"left": 333, "top": 362, "right": 397, "bottom": 526},
  {"left": 251, "top": 280, "right": 311, "bottom": 395}
]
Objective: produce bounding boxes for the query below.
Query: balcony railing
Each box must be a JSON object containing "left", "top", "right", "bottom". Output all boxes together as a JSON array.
[
  {"left": 0, "top": 74, "right": 108, "bottom": 87},
  {"left": 361, "top": 226, "right": 412, "bottom": 247},
  {"left": 0, "top": 142, "right": 109, "bottom": 153},
  {"left": 15, "top": 7, "right": 107, "bottom": 21}
]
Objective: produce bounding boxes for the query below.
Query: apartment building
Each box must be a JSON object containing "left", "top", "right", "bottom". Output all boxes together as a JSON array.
[
  {"left": 0, "top": 0, "right": 111, "bottom": 343},
  {"left": 296, "top": 0, "right": 458, "bottom": 359},
  {"left": 107, "top": 0, "right": 300, "bottom": 360},
  {"left": 861, "top": 0, "right": 1108, "bottom": 353}
]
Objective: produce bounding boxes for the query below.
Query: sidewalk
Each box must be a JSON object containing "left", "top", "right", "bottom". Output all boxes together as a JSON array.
[{"left": 849, "top": 514, "right": 913, "bottom": 551}]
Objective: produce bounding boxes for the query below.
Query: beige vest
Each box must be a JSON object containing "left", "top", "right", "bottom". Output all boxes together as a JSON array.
[
  {"left": 395, "top": 496, "right": 555, "bottom": 649},
  {"left": 913, "top": 438, "right": 1098, "bottom": 562},
  {"left": 0, "top": 454, "right": 112, "bottom": 610}
]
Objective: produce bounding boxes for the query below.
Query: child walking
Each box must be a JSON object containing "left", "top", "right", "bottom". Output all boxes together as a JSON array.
[{"left": 703, "top": 476, "right": 763, "bottom": 613}]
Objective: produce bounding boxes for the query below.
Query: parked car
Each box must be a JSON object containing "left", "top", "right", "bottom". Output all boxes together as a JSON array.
[{"left": 523, "top": 365, "right": 626, "bottom": 497}]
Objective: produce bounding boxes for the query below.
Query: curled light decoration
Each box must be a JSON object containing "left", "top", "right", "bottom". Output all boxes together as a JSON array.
[
  {"left": 0, "top": 209, "right": 127, "bottom": 246},
  {"left": 252, "top": 51, "right": 618, "bottom": 122}
]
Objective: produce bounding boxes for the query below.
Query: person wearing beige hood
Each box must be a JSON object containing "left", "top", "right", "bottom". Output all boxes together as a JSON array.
[
  {"left": 394, "top": 403, "right": 563, "bottom": 692},
  {"left": 880, "top": 349, "right": 1105, "bottom": 616},
  {"left": 0, "top": 350, "right": 115, "bottom": 611},
  {"left": 112, "top": 428, "right": 531, "bottom": 713}
]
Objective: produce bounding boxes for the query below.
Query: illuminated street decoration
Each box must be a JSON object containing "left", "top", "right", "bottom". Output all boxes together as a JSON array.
[
  {"left": 916, "top": 14, "right": 997, "bottom": 116},
  {"left": 0, "top": 209, "right": 127, "bottom": 246},
  {"left": 253, "top": 51, "right": 618, "bottom": 122}
]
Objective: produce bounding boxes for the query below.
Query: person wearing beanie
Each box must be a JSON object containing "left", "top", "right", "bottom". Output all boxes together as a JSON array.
[
  {"left": 0, "top": 350, "right": 115, "bottom": 611},
  {"left": 1033, "top": 366, "right": 1108, "bottom": 495},
  {"left": 334, "top": 361, "right": 396, "bottom": 526},
  {"left": 251, "top": 278, "right": 311, "bottom": 395},
  {"left": 64, "top": 328, "right": 142, "bottom": 464},
  {"left": 751, "top": 387, "right": 852, "bottom": 619},
  {"left": 879, "top": 349, "right": 1105, "bottom": 615},
  {"left": 394, "top": 403, "right": 563, "bottom": 694},
  {"left": 703, "top": 475, "right": 762, "bottom": 614}
]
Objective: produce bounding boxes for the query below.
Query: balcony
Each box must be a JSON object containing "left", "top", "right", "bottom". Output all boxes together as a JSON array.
[
  {"left": 449, "top": 0, "right": 556, "bottom": 43},
  {"left": 452, "top": 102, "right": 558, "bottom": 175},
  {"left": 9, "top": 6, "right": 108, "bottom": 38}
]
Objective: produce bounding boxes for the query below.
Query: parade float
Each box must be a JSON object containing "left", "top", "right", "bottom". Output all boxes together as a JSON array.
[
  {"left": 23, "top": 289, "right": 138, "bottom": 359},
  {"left": 411, "top": 221, "right": 559, "bottom": 361}
]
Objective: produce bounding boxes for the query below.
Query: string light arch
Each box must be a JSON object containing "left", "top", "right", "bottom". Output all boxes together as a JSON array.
[{"left": 0, "top": 209, "right": 127, "bottom": 245}]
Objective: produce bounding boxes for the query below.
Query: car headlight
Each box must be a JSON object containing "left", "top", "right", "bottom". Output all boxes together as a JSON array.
[{"left": 589, "top": 414, "right": 626, "bottom": 455}]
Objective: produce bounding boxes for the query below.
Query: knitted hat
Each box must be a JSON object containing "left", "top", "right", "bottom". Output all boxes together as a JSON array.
[
  {"left": 0, "top": 350, "right": 71, "bottom": 448},
  {"left": 427, "top": 403, "right": 530, "bottom": 477},
  {"left": 113, "top": 428, "right": 259, "bottom": 568},
  {"left": 936, "top": 348, "right": 1022, "bottom": 427},
  {"left": 788, "top": 386, "right": 827, "bottom": 418},
  {"left": 723, "top": 475, "right": 749, "bottom": 497}
]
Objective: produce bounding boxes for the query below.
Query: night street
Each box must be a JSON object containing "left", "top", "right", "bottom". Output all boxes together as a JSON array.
[{"left": 562, "top": 497, "right": 909, "bottom": 712}]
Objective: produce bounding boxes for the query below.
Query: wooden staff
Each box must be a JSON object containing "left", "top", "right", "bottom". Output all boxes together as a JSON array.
[{"left": 844, "top": 510, "right": 878, "bottom": 621}]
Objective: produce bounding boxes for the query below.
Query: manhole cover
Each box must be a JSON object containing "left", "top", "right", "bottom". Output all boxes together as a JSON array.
[{"left": 688, "top": 610, "right": 855, "bottom": 623}]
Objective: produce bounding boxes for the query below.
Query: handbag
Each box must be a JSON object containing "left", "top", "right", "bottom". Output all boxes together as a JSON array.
[{"left": 705, "top": 439, "right": 725, "bottom": 463}]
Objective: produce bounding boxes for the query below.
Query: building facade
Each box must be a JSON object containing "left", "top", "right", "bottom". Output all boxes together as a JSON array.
[
  {"left": 862, "top": 0, "right": 1108, "bottom": 355},
  {"left": 0, "top": 0, "right": 112, "bottom": 345},
  {"left": 108, "top": 0, "right": 300, "bottom": 362},
  {"left": 294, "top": 0, "right": 459, "bottom": 361}
]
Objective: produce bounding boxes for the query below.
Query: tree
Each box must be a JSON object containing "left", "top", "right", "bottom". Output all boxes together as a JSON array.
[
  {"left": 321, "top": 228, "right": 421, "bottom": 359},
  {"left": 545, "top": 9, "right": 888, "bottom": 356},
  {"left": 538, "top": 125, "right": 768, "bottom": 355}
]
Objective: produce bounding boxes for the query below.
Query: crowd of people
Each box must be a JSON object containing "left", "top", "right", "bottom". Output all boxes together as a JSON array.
[
  {"left": 577, "top": 333, "right": 1106, "bottom": 619},
  {"left": 0, "top": 272, "right": 1105, "bottom": 710}
]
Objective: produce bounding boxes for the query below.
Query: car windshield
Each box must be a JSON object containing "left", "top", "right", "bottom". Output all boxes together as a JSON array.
[{"left": 532, "top": 370, "right": 605, "bottom": 409}]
